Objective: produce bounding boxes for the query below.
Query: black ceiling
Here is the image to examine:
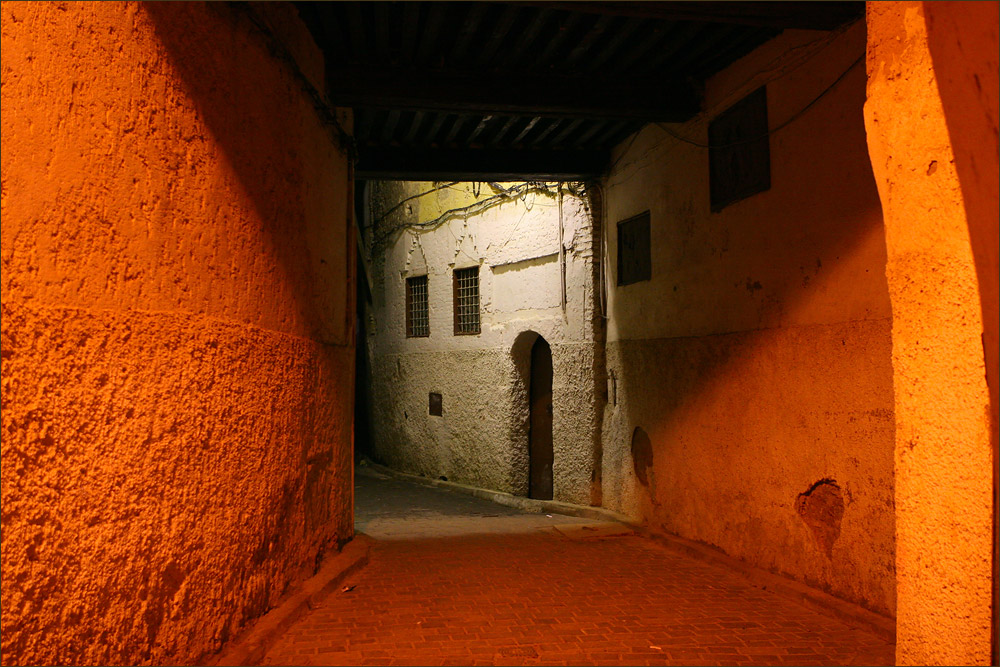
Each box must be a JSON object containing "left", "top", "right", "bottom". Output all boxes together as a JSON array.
[{"left": 293, "top": 1, "right": 863, "bottom": 180}]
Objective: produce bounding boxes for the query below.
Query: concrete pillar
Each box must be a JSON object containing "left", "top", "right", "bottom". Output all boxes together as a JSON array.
[{"left": 864, "top": 2, "right": 997, "bottom": 664}]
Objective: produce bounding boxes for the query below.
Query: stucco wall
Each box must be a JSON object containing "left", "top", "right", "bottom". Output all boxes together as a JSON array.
[
  {"left": 864, "top": 2, "right": 994, "bottom": 663},
  {"left": 601, "top": 22, "right": 897, "bottom": 615},
  {"left": 1, "top": 3, "right": 354, "bottom": 664},
  {"left": 364, "top": 183, "right": 603, "bottom": 505}
]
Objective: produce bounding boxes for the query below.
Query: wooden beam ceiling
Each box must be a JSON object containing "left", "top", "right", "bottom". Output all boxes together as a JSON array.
[
  {"left": 497, "top": 2, "right": 864, "bottom": 31},
  {"left": 355, "top": 147, "right": 609, "bottom": 181},
  {"left": 294, "top": 1, "right": 862, "bottom": 180},
  {"left": 325, "top": 69, "right": 700, "bottom": 122}
]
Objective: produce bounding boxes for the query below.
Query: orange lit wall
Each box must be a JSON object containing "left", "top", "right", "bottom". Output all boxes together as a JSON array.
[
  {"left": 0, "top": 3, "right": 354, "bottom": 664},
  {"left": 602, "top": 23, "right": 897, "bottom": 616},
  {"left": 864, "top": 2, "right": 995, "bottom": 664}
]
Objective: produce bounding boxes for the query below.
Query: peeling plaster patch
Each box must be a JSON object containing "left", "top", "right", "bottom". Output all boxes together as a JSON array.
[
  {"left": 796, "top": 479, "right": 845, "bottom": 557},
  {"left": 491, "top": 253, "right": 558, "bottom": 274},
  {"left": 630, "top": 427, "right": 653, "bottom": 487}
]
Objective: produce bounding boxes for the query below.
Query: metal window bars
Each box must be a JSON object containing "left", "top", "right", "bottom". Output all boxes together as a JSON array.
[
  {"left": 406, "top": 275, "right": 429, "bottom": 337},
  {"left": 452, "top": 266, "right": 480, "bottom": 335}
]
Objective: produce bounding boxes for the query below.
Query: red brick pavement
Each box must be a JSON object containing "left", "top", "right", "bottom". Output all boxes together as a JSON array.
[{"left": 261, "top": 527, "right": 893, "bottom": 666}]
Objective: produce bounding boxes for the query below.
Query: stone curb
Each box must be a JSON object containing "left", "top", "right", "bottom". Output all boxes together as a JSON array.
[
  {"left": 640, "top": 531, "right": 896, "bottom": 643},
  {"left": 365, "top": 462, "right": 895, "bottom": 643},
  {"left": 364, "top": 461, "right": 633, "bottom": 525},
  {"left": 209, "top": 534, "right": 373, "bottom": 666}
]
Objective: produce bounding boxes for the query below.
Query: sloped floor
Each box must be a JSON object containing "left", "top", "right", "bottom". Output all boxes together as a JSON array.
[{"left": 261, "top": 468, "right": 893, "bottom": 666}]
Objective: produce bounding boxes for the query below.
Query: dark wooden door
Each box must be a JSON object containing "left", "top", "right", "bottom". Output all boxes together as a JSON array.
[{"left": 529, "top": 337, "right": 553, "bottom": 500}]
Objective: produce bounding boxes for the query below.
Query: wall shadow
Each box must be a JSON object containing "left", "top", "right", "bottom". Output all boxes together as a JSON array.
[
  {"left": 141, "top": 2, "right": 352, "bottom": 346},
  {"left": 602, "top": 30, "right": 896, "bottom": 616}
]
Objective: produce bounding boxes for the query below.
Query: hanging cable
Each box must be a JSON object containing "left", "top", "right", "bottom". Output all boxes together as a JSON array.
[
  {"left": 370, "top": 181, "right": 589, "bottom": 252},
  {"left": 655, "top": 54, "right": 864, "bottom": 150},
  {"left": 372, "top": 181, "right": 460, "bottom": 227},
  {"left": 234, "top": 3, "right": 354, "bottom": 158}
]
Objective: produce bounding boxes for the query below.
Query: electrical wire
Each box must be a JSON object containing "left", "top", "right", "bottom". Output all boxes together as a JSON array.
[
  {"left": 372, "top": 181, "right": 460, "bottom": 226},
  {"left": 236, "top": 3, "right": 354, "bottom": 158},
  {"left": 654, "top": 54, "right": 864, "bottom": 150},
  {"left": 370, "top": 181, "right": 580, "bottom": 252},
  {"left": 606, "top": 23, "right": 863, "bottom": 178}
]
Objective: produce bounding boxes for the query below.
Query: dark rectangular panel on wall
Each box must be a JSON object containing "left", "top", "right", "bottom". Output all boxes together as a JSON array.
[
  {"left": 709, "top": 86, "right": 771, "bottom": 211},
  {"left": 429, "top": 392, "right": 443, "bottom": 416},
  {"left": 617, "top": 211, "right": 651, "bottom": 286}
]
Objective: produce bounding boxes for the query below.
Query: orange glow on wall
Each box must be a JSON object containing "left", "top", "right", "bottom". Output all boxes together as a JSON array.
[{"left": 0, "top": 3, "right": 354, "bottom": 664}]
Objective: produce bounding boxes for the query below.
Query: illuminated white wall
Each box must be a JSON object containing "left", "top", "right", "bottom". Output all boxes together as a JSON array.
[{"left": 363, "top": 182, "right": 603, "bottom": 504}]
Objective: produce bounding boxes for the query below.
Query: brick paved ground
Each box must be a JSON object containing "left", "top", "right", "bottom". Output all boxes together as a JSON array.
[{"left": 261, "top": 471, "right": 894, "bottom": 666}]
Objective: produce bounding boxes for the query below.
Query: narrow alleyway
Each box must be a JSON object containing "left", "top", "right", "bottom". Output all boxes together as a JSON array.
[{"left": 261, "top": 469, "right": 893, "bottom": 666}]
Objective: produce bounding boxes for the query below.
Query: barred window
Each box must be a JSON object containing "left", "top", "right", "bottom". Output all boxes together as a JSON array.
[
  {"left": 405, "top": 275, "right": 429, "bottom": 337},
  {"left": 452, "top": 266, "right": 480, "bottom": 335}
]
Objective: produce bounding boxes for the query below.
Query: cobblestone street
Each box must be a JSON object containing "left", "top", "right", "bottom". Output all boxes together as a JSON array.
[{"left": 261, "top": 469, "right": 893, "bottom": 666}]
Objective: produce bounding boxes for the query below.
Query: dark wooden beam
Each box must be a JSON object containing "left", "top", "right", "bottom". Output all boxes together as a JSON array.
[
  {"left": 451, "top": 3, "right": 488, "bottom": 63},
  {"left": 589, "top": 16, "right": 645, "bottom": 70},
  {"left": 399, "top": 2, "right": 420, "bottom": 62},
  {"left": 510, "top": 116, "right": 542, "bottom": 145},
  {"left": 415, "top": 3, "right": 445, "bottom": 65},
  {"left": 466, "top": 115, "right": 495, "bottom": 145},
  {"left": 691, "top": 27, "right": 773, "bottom": 78},
  {"left": 565, "top": 14, "right": 615, "bottom": 66},
  {"left": 381, "top": 109, "right": 400, "bottom": 143},
  {"left": 490, "top": 116, "right": 521, "bottom": 146},
  {"left": 443, "top": 115, "right": 469, "bottom": 145},
  {"left": 421, "top": 113, "right": 448, "bottom": 145},
  {"left": 534, "top": 10, "right": 584, "bottom": 66},
  {"left": 572, "top": 119, "right": 609, "bottom": 147},
  {"left": 477, "top": 4, "right": 521, "bottom": 66},
  {"left": 548, "top": 118, "right": 585, "bottom": 146},
  {"left": 635, "top": 21, "right": 707, "bottom": 74},
  {"left": 531, "top": 118, "right": 564, "bottom": 145},
  {"left": 495, "top": 2, "right": 864, "bottom": 31},
  {"left": 326, "top": 69, "right": 699, "bottom": 121},
  {"left": 402, "top": 111, "right": 425, "bottom": 144},
  {"left": 356, "top": 147, "right": 609, "bottom": 181},
  {"left": 663, "top": 23, "right": 743, "bottom": 74},
  {"left": 373, "top": 3, "right": 390, "bottom": 63},
  {"left": 501, "top": 7, "right": 554, "bottom": 67},
  {"left": 346, "top": 3, "right": 365, "bottom": 61},
  {"left": 354, "top": 109, "right": 375, "bottom": 144},
  {"left": 605, "top": 22, "right": 669, "bottom": 74},
  {"left": 592, "top": 119, "right": 637, "bottom": 147}
]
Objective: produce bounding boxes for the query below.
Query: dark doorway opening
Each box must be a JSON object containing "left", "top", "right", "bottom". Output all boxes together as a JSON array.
[{"left": 529, "top": 336, "right": 554, "bottom": 500}]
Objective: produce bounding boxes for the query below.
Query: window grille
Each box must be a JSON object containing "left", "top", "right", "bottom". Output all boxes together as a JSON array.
[
  {"left": 452, "top": 266, "right": 480, "bottom": 335},
  {"left": 406, "top": 275, "right": 429, "bottom": 337}
]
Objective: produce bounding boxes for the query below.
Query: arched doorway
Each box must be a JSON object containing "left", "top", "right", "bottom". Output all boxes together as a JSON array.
[{"left": 529, "top": 336, "right": 553, "bottom": 500}]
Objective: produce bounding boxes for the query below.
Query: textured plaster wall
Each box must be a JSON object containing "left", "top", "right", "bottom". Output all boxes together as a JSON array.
[
  {"left": 864, "top": 3, "right": 994, "bottom": 663},
  {"left": 601, "top": 22, "right": 897, "bottom": 615},
  {"left": 364, "top": 183, "right": 603, "bottom": 504},
  {"left": 1, "top": 3, "right": 354, "bottom": 665}
]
